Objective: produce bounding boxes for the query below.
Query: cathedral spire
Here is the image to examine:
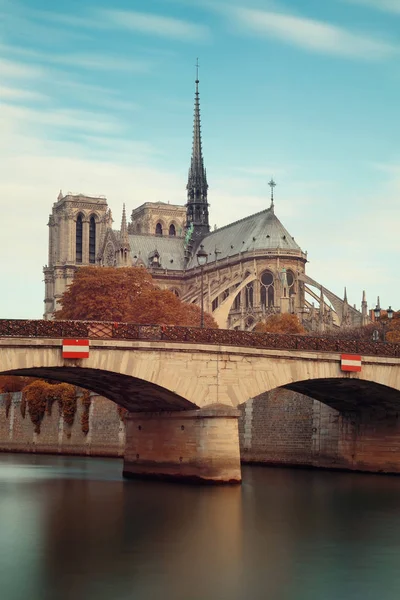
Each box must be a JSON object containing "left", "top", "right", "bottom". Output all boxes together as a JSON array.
[
  {"left": 186, "top": 59, "right": 210, "bottom": 241},
  {"left": 120, "top": 203, "right": 129, "bottom": 248}
]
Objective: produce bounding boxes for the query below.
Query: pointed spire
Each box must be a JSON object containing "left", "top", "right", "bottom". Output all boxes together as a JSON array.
[
  {"left": 120, "top": 203, "right": 129, "bottom": 248},
  {"left": 268, "top": 178, "right": 276, "bottom": 211},
  {"left": 186, "top": 59, "right": 210, "bottom": 241}
]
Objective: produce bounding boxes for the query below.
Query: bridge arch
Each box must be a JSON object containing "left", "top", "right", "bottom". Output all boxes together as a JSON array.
[
  {"left": 1, "top": 335, "right": 399, "bottom": 414},
  {"left": 2, "top": 366, "right": 196, "bottom": 412}
]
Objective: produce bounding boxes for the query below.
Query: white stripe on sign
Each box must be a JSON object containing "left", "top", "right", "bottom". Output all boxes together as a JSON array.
[
  {"left": 62, "top": 345, "right": 89, "bottom": 353},
  {"left": 341, "top": 359, "right": 361, "bottom": 367}
]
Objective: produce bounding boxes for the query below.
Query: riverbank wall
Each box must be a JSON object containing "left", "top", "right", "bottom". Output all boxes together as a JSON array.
[
  {"left": 2, "top": 391, "right": 400, "bottom": 474},
  {"left": 0, "top": 392, "right": 125, "bottom": 457}
]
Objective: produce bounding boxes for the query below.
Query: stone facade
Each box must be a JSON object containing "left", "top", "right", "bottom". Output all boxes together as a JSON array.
[{"left": 129, "top": 202, "right": 186, "bottom": 237}]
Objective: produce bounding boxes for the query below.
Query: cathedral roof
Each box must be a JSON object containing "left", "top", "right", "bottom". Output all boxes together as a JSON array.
[
  {"left": 186, "top": 207, "right": 303, "bottom": 268},
  {"left": 128, "top": 234, "right": 186, "bottom": 270},
  {"left": 118, "top": 207, "right": 302, "bottom": 272}
]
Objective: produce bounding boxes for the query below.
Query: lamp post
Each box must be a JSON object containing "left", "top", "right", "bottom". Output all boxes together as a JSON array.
[
  {"left": 196, "top": 244, "right": 208, "bottom": 328},
  {"left": 373, "top": 304, "right": 394, "bottom": 342}
]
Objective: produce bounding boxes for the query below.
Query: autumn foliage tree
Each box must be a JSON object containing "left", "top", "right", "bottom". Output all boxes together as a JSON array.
[
  {"left": 386, "top": 311, "right": 400, "bottom": 343},
  {"left": 0, "top": 376, "right": 35, "bottom": 393},
  {"left": 254, "top": 313, "right": 306, "bottom": 335},
  {"left": 55, "top": 267, "right": 217, "bottom": 328}
]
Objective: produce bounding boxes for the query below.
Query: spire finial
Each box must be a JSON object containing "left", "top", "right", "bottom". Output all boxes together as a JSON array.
[
  {"left": 268, "top": 178, "right": 276, "bottom": 209},
  {"left": 196, "top": 57, "right": 199, "bottom": 83}
]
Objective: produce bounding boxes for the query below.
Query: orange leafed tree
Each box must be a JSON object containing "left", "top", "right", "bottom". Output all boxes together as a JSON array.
[
  {"left": 387, "top": 311, "right": 400, "bottom": 343},
  {"left": 0, "top": 376, "right": 35, "bottom": 393},
  {"left": 55, "top": 267, "right": 217, "bottom": 328},
  {"left": 254, "top": 313, "right": 306, "bottom": 335}
]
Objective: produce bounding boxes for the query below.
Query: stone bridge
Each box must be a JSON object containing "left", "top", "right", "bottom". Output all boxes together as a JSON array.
[{"left": 1, "top": 319, "right": 400, "bottom": 484}]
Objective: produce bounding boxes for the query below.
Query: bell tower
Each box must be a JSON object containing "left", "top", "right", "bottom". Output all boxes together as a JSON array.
[{"left": 43, "top": 191, "right": 110, "bottom": 318}]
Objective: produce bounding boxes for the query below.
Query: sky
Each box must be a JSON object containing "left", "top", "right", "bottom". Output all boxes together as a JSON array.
[{"left": 0, "top": 0, "right": 399, "bottom": 319}]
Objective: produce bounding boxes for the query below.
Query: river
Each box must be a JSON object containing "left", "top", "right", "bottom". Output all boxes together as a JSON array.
[{"left": 1, "top": 454, "right": 400, "bottom": 600}]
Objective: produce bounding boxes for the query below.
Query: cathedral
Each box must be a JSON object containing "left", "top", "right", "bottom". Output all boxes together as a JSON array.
[{"left": 43, "top": 76, "right": 369, "bottom": 331}]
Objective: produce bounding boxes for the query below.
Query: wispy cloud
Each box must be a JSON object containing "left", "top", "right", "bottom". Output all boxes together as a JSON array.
[
  {"left": 2, "top": 104, "right": 123, "bottom": 136},
  {"left": 228, "top": 7, "right": 397, "bottom": 59},
  {"left": 38, "top": 7, "right": 210, "bottom": 42},
  {"left": 0, "top": 57, "right": 44, "bottom": 79},
  {"left": 99, "top": 9, "right": 210, "bottom": 41},
  {"left": 1, "top": 86, "right": 47, "bottom": 102},
  {"left": 344, "top": 0, "right": 400, "bottom": 14},
  {"left": 1, "top": 44, "right": 152, "bottom": 73}
]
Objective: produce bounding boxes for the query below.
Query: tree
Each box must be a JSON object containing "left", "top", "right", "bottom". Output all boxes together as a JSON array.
[
  {"left": 321, "top": 312, "right": 400, "bottom": 343},
  {"left": 254, "top": 313, "right": 306, "bottom": 334},
  {"left": 387, "top": 311, "right": 400, "bottom": 343},
  {"left": 0, "top": 376, "right": 35, "bottom": 393},
  {"left": 55, "top": 267, "right": 217, "bottom": 328}
]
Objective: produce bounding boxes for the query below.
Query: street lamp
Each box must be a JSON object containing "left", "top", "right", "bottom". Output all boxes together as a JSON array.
[
  {"left": 374, "top": 304, "right": 394, "bottom": 342},
  {"left": 196, "top": 244, "right": 208, "bottom": 328}
]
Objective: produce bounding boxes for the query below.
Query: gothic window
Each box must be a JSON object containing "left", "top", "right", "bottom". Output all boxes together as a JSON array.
[
  {"left": 155, "top": 223, "right": 163, "bottom": 235},
  {"left": 212, "top": 297, "right": 219, "bottom": 311},
  {"left": 89, "top": 216, "right": 96, "bottom": 263},
  {"left": 169, "top": 224, "right": 176, "bottom": 237},
  {"left": 286, "top": 270, "right": 296, "bottom": 296},
  {"left": 76, "top": 215, "right": 83, "bottom": 263},
  {"left": 233, "top": 292, "right": 241, "bottom": 310},
  {"left": 245, "top": 281, "right": 254, "bottom": 308},
  {"left": 260, "top": 270, "right": 275, "bottom": 308}
]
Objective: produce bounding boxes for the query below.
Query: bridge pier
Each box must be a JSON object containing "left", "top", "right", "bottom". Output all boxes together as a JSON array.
[{"left": 123, "top": 403, "right": 242, "bottom": 484}]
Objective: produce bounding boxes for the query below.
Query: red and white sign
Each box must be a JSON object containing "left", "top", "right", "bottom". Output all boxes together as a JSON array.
[
  {"left": 340, "top": 354, "right": 362, "bottom": 372},
  {"left": 62, "top": 339, "right": 89, "bottom": 359}
]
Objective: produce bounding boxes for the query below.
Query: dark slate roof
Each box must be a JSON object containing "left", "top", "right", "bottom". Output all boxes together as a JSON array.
[
  {"left": 128, "top": 234, "right": 186, "bottom": 270},
  {"left": 114, "top": 208, "right": 301, "bottom": 272},
  {"left": 186, "top": 207, "right": 302, "bottom": 268}
]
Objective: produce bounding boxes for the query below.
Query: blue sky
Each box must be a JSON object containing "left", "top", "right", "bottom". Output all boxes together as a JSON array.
[{"left": 1, "top": 0, "right": 399, "bottom": 319}]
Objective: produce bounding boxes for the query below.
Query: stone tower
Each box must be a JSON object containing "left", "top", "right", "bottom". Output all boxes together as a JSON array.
[{"left": 43, "top": 191, "right": 110, "bottom": 318}]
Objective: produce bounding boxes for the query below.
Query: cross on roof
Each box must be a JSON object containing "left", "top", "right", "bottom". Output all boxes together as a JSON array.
[{"left": 268, "top": 178, "right": 276, "bottom": 204}]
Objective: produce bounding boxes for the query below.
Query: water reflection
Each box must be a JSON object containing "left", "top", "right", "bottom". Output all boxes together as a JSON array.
[{"left": 1, "top": 455, "right": 400, "bottom": 600}]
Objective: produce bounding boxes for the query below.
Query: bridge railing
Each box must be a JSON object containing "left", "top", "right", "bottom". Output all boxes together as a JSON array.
[{"left": 0, "top": 319, "right": 399, "bottom": 358}]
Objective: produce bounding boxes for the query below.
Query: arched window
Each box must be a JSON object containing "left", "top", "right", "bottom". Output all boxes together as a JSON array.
[
  {"left": 155, "top": 223, "right": 163, "bottom": 235},
  {"left": 76, "top": 215, "right": 83, "bottom": 263},
  {"left": 245, "top": 281, "right": 254, "bottom": 308},
  {"left": 286, "top": 270, "right": 296, "bottom": 296},
  {"left": 169, "top": 223, "right": 176, "bottom": 237},
  {"left": 233, "top": 292, "right": 241, "bottom": 310},
  {"left": 89, "top": 216, "right": 96, "bottom": 264},
  {"left": 260, "top": 270, "right": 275, "bottom": 308}
]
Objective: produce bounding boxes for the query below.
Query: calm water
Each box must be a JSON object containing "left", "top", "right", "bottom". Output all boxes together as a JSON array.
[{"left": 1, "top": 455, "right": 400, "bottom": 600}]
